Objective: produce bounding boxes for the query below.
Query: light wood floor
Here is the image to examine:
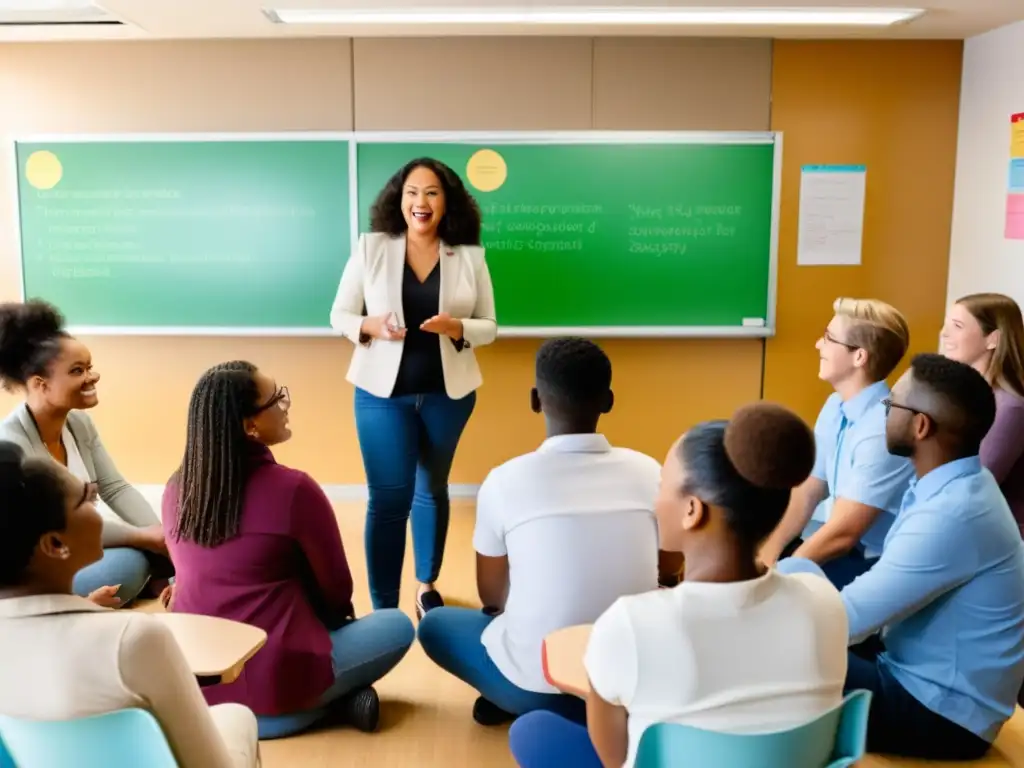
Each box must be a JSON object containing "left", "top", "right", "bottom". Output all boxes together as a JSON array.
[
  {"left": 262, "top": 500, "right": 512, "bottom": 768},
  {"left": 149, "top": 500, "right": 1024, "bottom": 768}
]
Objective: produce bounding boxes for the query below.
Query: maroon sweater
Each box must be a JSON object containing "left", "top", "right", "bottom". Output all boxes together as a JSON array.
[
  {"left": 981, "top": 387, "right": 1024, "bottom": 536},
  {"left": 162, "top": 446, "right": 353, "bottom": 715}
]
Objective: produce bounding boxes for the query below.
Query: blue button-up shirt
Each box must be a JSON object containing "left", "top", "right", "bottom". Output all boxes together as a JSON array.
[
  {"left": 804, "top": 380, "right": 915, "bottom": 557},
  {"left": 843, "top": 456, "right": 1024, "bottom": 741}
]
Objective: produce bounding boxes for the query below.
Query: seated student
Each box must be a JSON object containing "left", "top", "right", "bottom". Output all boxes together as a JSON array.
[
  {"left": 162, "top": 361, "right": 414, "bottom": 739},
  {"left": 418, "top": 338, "right": 666, "bottom": 726},
  {"left": 779, "top": 354, "right": 1024, "bottom": 760},
  {"left": 941, "top": 293, "right": 1024, "bottom": 534},
  {"left": 0, "top": 299, "right": 170, "bottom": 606},
  {"left": 760, "top": 297, "right": 914, "bottom": 589},
  {"left": 0, "top": 441, "right": 259, "bottom": 768},
  {"left": 509, "top": 402, "right": 848, "bottom": 768}
]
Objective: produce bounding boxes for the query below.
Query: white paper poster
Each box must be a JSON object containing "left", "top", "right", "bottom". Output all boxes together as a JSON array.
[{"left": 797, "top": 164, "right": 867, "bottom": 266}]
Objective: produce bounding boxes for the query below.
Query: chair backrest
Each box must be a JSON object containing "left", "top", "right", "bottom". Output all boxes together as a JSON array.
[
  {"left": 634, "top": 689, "right": 872, "bottom": 768},
  {"left": 0, "top": 708, "right": 178, "bottom": 768}
]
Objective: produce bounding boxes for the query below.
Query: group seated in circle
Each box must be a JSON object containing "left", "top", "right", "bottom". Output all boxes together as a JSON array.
[{"left": 0, "top": 290, "right": 1023, "bottom": 768}]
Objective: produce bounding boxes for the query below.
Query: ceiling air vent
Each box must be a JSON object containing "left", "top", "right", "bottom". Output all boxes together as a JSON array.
[{"left": 0, "top": 0, "right": 122, "bottom": 26}]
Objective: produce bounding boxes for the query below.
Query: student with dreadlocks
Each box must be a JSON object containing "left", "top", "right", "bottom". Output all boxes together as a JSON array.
[{"left": 162, "top": 361, "right": 415, "bottom": 739}]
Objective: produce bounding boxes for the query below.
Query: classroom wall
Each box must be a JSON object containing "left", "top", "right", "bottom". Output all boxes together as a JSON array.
[
  {"left": 947, "top": 21, "right": 1024, "bottom": 306},
  {"left": 0, "top": 37, "right": 962, "bottom": 486},
  {"left": 765, "top": 41, "right": 964, "bottom": 413}
]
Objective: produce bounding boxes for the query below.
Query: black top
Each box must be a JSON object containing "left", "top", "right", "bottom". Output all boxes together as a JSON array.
[{"left": 391, "top": 261, "right": 446, "bottom": 397}]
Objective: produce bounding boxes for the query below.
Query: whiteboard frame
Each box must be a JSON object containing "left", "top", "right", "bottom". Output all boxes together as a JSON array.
[{"left": 11, "top": 129, "right": 782, "bottom": 338}]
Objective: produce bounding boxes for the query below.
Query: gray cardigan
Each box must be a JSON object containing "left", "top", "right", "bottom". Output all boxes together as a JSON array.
[{"left": 0, "top": 404, "right": 159, "bottom": 547}]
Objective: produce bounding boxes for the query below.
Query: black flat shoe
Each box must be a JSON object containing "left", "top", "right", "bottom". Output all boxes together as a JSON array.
[
  {"left": 472, "top": 696, "right": 515, "bottom": 726},
  {"left": 339, "top": 687, "right": 380, "bottom": 733},
  {"left": 415, "top": 588, "right": 444, "bottom": 620}
]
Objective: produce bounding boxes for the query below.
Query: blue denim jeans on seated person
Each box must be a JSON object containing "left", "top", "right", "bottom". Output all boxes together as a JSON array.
[
  {"left": 256, "top": 608, "right": 416, "bottom": 739},
  {"left": 72, "top": 547, "right": 152, "bottom": 605},
  {"left": 353, "top": 387, "right": 476, "bottom": 609},
  {"left": 418, "top": 607, "right": 587, "bottom": 722},
  {"left": 509, "top": 711, "right": 603, "bottom": 768}
]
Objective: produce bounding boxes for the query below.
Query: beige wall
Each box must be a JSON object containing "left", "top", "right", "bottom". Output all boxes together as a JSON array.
[{"left": 0, "top": 37, "right": 960, "bottom": 486}]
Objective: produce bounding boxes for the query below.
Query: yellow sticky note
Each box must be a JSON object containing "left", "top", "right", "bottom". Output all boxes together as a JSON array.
[{"left": 1012, "top": 113, "right": 1024, "bottom": 159}]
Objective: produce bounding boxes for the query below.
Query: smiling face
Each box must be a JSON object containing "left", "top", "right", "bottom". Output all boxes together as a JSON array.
[
  {"left": 244, "top": 369, "right": 292, "bottom": 447},
  {"left": 941, "top": 302, "right": 995, "bottom": 374},
  {"left": 815, "top": 315, "right": 863, "bottom": 386},
  {"left": 28, "top": 336, "right": 101, "bottom": 411},
  {"left": 401, "top": 165, "right": 446, "bottom": 238}
]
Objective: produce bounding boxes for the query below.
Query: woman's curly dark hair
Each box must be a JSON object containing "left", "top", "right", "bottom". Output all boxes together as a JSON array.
[{"left": 369, "top": 157, "right": 482, "bottom": 246}]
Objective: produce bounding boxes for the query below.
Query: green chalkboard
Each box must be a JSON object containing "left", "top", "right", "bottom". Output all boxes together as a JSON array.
[
  {"left": 14, "top": 132, "right": 779, "bottom": 335},
  {"left": 356, "top": 136, "right": 779, "bottom": 334},
  {"left": 15, "top": 137, "right": 351, "bottom": 331}
]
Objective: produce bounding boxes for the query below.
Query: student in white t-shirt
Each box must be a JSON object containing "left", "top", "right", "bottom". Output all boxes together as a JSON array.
[
  {"left": 509, "top": 402, "right": 849, "bottom": 768},
  {"left": 418, "top": 337, "right": 665, "bottom": 726}
]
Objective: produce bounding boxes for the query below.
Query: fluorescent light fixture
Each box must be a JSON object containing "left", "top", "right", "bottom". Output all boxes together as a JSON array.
[
  {"left": 0, "top": 0, "right": 110, "bottom": 22},
  {"left": 264, "top": 6, "right": 925, "bottom": 27}
]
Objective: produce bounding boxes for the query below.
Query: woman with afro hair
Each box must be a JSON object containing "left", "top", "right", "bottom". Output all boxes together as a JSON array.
[{"left": 0, "top": 299, "right": 172, "bottom": 606}]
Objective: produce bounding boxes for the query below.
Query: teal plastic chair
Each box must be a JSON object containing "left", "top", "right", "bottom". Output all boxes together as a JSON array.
[
  {"left": 0, "top": 708, "right": 177, "bottom": 767},
  {"left": 634, "top": 689, "right": 872, "bottom": 768}
]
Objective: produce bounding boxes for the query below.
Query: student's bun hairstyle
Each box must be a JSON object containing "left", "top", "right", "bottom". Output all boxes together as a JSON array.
[
  {"left": 0, "top": 441, "right": 67, "bottom": 587},
  {"left": 677, "top": 403, "right": 815, "bottom": 545},
  {"left": 0, "top": 300, "right": 68, "bottom": 392}
]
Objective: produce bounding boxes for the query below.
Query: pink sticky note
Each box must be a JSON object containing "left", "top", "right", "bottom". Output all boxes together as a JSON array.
[{"left": 1008, "top": 194, "right": 1024, "bottom": 240}]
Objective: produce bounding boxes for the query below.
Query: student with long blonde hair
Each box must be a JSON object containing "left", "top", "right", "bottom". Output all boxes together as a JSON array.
[{"left": 941, "top": 292, "right": 1024, "bottom": 533}]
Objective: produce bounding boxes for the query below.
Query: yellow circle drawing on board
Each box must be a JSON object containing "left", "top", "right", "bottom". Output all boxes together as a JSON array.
[
  {"left": 466, "top": 149, "right": 507, "bottom": 193},
  {"left": 25, "top": 150, "right": 63, "bottom": 190}
]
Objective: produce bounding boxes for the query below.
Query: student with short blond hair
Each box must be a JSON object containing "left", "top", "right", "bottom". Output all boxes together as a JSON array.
[
  {"left": 942, "top": 292, "right": 1024, "bottom": 533},
  {"left": 761, "top": 297, "right": 914, "bottom": 589}
]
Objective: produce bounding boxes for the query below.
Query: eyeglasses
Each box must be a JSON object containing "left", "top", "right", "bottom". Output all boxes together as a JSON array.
[
  {"left": 881, "top": 397, "right": 936, "bottom": 427},
  {"left": 822, "top": 329, "right": 859, "bottom": 350},
  {"left": 254, "top": 386, "right": 290, "bottom": 414}
]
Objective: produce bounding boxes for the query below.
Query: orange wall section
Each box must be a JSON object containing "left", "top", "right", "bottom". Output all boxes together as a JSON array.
[
  {"left": 765, "top": 40, "right": 964, "bottom": 422},
  {"left": 0, "top": 39, "right": 965, "bottom": 486}
]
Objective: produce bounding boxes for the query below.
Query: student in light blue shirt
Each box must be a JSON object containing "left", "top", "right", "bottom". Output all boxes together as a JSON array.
[
  {"left": 761, "top": 297, "right": 914, "bottom": 589},
  {"left": 780, "top": 354, "right": 1024, "bottom": 760}
]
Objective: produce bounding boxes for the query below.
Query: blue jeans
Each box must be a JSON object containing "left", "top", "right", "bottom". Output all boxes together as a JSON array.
[
  {"left": 418, "top": 607, "right": 587, "bottom": 722},
  {"left": 72, "top": 547, "right": 153, "bottom": 605},
  {"left": 509, "top": 711, "right": 601, "bottom": 768},
  {"left": 354, "top": 387, "right": 476, "bottom": 609},
  {"left": 255, "top": 608, "right": 415, "bottom": 739}
]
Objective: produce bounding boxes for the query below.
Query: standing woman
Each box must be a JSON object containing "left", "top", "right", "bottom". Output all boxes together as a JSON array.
[
  {"left": 330, "top": 158, "right": 497, "bottom": 615},
  {"left": 0, "top": 299, "right": 170, "bottom": 606},
  {"left": 941, "top": 293, "right": 1024, "bottom": 533}
]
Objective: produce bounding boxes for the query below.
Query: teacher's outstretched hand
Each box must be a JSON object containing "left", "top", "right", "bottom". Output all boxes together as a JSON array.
[{"left": 330, "top": 157, "right": 497, "bottom": 618}]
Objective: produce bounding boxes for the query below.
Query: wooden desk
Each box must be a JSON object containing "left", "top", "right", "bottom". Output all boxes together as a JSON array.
[
  {"left": 153, "top": 613, "right": 267, "bottom": 684},
  {"left": 541, "top": 624, "right": 592, "bottom": 699}
]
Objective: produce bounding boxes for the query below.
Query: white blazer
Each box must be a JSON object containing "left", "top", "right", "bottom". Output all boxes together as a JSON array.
[{"left": 330, "top": 232, "right": 498, "bottom": 400}]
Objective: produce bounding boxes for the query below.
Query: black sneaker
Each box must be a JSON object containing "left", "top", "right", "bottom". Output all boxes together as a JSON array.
[
  {"left": 472, "top": 696, "right": 515, "bottom": 726},
  {"left": 415, "top": 588, "right": 444, "bottom": 620},
  {"left": 340, "top": 687, "right": 380, "bottom": 733}
]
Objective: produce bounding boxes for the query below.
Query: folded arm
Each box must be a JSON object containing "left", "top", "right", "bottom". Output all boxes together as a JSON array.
[
  {"left": 292, "top": 475, "right": 354, "bottom": 623},
  {"left": 795, "top": 436, "right": 910, "bottom": 564}
]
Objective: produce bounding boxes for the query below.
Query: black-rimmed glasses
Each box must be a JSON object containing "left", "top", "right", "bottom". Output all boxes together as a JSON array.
[{"left": 255, "top": 386, "right": 290, "bottom": 414}]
